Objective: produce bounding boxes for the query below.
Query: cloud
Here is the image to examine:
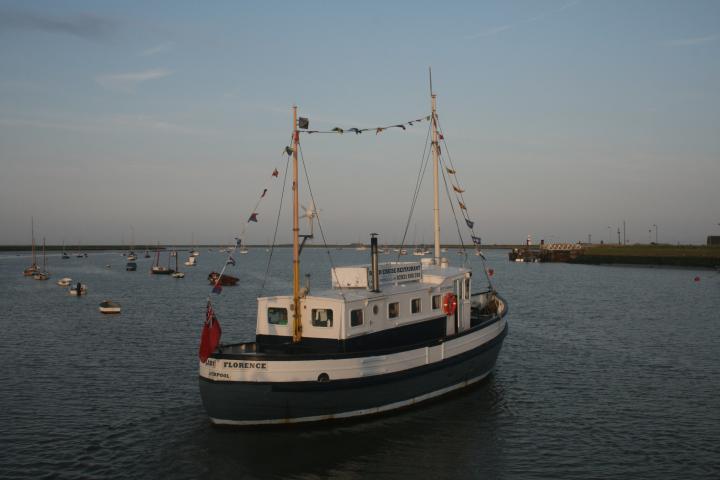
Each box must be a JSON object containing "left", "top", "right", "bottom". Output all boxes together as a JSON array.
[
  {"left": 664, "top": 34, "right": 718, "bottom": 47},
  {"left": 140, "top": 42, "right": 174, "bottom": 56},
  {"left": 0, "top": 7, "right": 117, "bottom": 41},
  {"left": 96, "top": 68, "right": 173, "bottom": 92},
  {"left": 465, "top": 0, "right": 580, "bottom": 40},
  {"left": 0, "top": 112, "right": 219, "bottom": 136}
]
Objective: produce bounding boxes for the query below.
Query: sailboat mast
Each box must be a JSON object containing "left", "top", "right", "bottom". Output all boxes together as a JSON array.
[
  {"left": 31, "top": 216, "right": 36, "bottom": 266},
  {"left": 431, "top": 85, "right": 441, "bottom": 264},
  {"left": 292, "top": 106, "right": 302, "bottom": 343}
]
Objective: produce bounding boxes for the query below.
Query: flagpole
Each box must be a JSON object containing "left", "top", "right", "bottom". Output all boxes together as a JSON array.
[{"left": 292, "top": 106, "right": 302, "bottom": 343}]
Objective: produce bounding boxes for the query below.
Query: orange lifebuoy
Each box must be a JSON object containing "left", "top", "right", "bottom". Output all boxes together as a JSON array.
[{"left": 442, "top": 293, "right": 457, "bottom": 315}]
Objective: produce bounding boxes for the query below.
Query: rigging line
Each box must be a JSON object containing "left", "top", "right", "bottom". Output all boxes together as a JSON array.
[
  {"left": 297, "top": 143, "right": 347, "bottom": 301},
  {"left": 396, "top": 121, "right": 432, "bottom": 262},
  {"left": 296, "top": 115, "right": 430, "bottom": 136},
  {"left": 261, "top": 153, "right": 291, "bottom": 293},
  {"left": 439, "top": 156, "right": 469, "bottom": 267}
]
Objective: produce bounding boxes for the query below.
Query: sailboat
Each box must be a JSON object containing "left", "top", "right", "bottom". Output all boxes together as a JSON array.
[
  {"left": 150, "top": 244, "right": 174, "bottom": 275},
  {"left": 23, "top": 217, "right": 39, "bottom": 276},
  {"left": 189, "top": 233, "right": 200, "bottom": 257},
  {"left": 32, "top": 237, "right": 50, "bottom": 280},
  {"left": 127, "top": 227, "right": 137, "bottom": 261},
  {"left": 172, "top": 251, "right": 185, "bottom": 278},
  {"left": 61, "top": 241, "right": 70, "bottom": 259},
  {"left": 198, "top": 84, "right": 508, "bottom": 426}
]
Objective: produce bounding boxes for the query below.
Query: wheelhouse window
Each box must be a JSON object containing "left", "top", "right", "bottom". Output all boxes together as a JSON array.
[
  {"left": 268, "top": 307, "right": 288, "bottom": 325},
  {"left": 350, "top": 309, "right": 363, "bottom": 327},
  {"left": 465, "top": 278, "right": 471, "bottom": 299},
  {"left": 388, "top": 302, "right": 399, "bottom": 318},
  {"left": 312, "top": 308, "right": 334, "bottom": 327},
  {"left": 411, "top": 298, "right": 421, "bottom": 314},
  {"left": 432, "top": 295, "right": 441, "bottom": 310}
]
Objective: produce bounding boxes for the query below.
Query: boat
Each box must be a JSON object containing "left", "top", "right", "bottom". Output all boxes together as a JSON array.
[
  {"left": 57, "top": 277, "right": 72, "bottom": 286},
  {"left": 61, "top": 241, "right": 70, "bottom": 259},
  {"left": 184, "top": 255, "right": 197, "bottom": 267},
  {"left": 239, "top": 246, "right": 249, "bottom": 254},
  {"left": 127, "top": 227, "right": 137, "bottom": 260},
  {"left": 126, "top": 261, "right": 137, "bottom": 271},
  {"left": 150, "top": 244, "right": 174, "bottom": 275},
  {"left": 144, "top": 249, "right": 151, "bottom": 258},
  {"left": 23, "top": 217, "right": 39, "bottom": 276},
  {"left": 99, "top": 300, "right": 121, "bottom": 314},
  {"left": 172, "top": 252, "right": 185, "bottom": 278},
  {"left": 198, "top": 85, "right": 508, "bottom": 426},
  {"left": 32, "top": 238, "right": 50, "bottom": 280},
  {"left": 208, "top": 272, "right": 238, "bottom": 286},
  {"left": 69, "top": 282, "right": 87, "bottom": 296}
]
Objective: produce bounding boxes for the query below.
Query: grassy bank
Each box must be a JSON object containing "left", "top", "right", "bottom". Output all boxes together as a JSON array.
[{"left": 571, "top": 245, "right": 720, "bottom": 268}]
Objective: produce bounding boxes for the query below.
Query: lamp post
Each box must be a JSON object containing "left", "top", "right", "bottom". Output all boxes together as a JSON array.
[
  {"left": 648, "top": 228, "right": 652, "bottom": 244},
  {"left": 607, "top": 226, "right": 611, "bottom": 244}
]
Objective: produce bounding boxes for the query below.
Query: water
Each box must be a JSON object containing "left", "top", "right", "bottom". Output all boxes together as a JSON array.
[{"left": 1, "top": 249, "right": 719, "bottom": 479}]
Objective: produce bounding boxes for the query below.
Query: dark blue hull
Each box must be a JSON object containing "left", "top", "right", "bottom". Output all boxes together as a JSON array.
[{"left": 199, "top": 323, "right": 507, "bottom": 425}]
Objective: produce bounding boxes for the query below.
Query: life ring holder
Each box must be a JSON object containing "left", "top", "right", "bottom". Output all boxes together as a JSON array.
[{"left": 442, "top": 293, "right": 458, "bottom": 316}]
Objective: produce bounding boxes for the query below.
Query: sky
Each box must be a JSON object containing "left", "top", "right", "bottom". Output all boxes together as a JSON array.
[{"left": 1, "top": 0, "right": 719, "bottom": 246}]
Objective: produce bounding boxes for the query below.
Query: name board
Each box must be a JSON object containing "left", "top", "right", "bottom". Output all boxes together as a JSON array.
[{"left": 372, "top": 262, "right": 422, "bottom": 285}]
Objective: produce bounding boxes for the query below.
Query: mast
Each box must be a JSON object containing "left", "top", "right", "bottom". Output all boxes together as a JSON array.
[
  {"left": 430, "top": 71, "right": 441, "bottom": 264},
  {"left": 31, "top": 216, "right": 36, "bottom": 267},
  {"left": 42, "top": 237, "right": 46, "bottom": 271},
  {"left": 292, "top": 106, "right": 302, "bottom": 343}
]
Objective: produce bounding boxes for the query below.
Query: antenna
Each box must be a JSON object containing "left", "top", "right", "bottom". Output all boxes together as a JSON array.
[{"left": 429, "top": 66, "right": 433, "bottom": 96}]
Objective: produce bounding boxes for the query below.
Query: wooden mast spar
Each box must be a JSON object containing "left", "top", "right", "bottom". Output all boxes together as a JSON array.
[
  {"left": 292, "top": 106, "right": 302, "bottom": 343},
  {"left": 430, "top": 69, "right": 441, "bottom": 264}
]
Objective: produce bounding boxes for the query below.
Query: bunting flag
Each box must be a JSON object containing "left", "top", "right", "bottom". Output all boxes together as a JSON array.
[
  {"left": 466, "top": 219, "right": 475, "bottom": 229},
  {"left": 472, "top": 235, "right": 482, "bottom": 245},
  {"left": 453, "top": 185, "right": 465, "bottom": 193},
  {"left": 296, "top": 115, "right": 428, "bottom": 136},
  {"left": 439, "top": 133, "right": 444, "bottom": 140},
  {"left": 298, "top": 117, "right": 309, "bottom": 129},
  {"left": 226, "top": 256, "right": 236, "bottom": 266},
  {"left": 446, "top": 167, "right": 456, "bottom": 174},
  {"left": 261, "top": 188, "right": 267, "bottom": 198},
  {"left": 376, "top": 128, "right": 384, "bottom": 135},
  {"left": 199, "top": 301, "right": 222, "bottom": 362},
  {"left": 284, "top": 146, "right": 293, "bottom": 156},
  {"left": 272, "top": 168, "right": 279, "bottom": 177},
  {"left": 458, "top": 201, "right": 467, "bottom": 210},
  {"left": 248, "top": 213, "right": 259, "bottom": 222},
  {"left": 212, "top": 283, "right": 223, "bottom": 294},
  {"left": 332, "top": 127, "right": 344, "bottom": 134}
]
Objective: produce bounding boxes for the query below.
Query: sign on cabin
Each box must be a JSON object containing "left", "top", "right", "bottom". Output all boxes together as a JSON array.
[{"left": 332, "top": 262, "right": 422, "bottom": 289}]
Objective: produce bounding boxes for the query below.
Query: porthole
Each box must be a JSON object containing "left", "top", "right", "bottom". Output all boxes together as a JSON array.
[
  {"left": 372, "top": 305, "right": 379, "bottom": 315},
  {"left": 317, "top": 372, "right": 330, "bottom": 382}
]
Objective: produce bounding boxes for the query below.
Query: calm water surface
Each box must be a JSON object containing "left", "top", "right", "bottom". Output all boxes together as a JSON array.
[{"left": 1, "top": 249, "right": 719, "bottom": 479}]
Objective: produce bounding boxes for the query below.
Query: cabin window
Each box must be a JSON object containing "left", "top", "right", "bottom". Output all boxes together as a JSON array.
[
  {"left": 465, "top": 278, "right": 471, "bottom": 299},
  {"left": 411, "top": 298, "right": 421, "bottom": 314},
  {"left": 268, "top": 307, "right": 288, "bottom": 325},
  {"left": 432, "top": 295, "right": 441, "bottom": 310},
  {"left": 311, "top": 308, "right": 334, "bottom": 327},
  {"left": 388, "top": 302, "right": 399, "bottom": 318},
  {"left": 350, "top": 309, "right": 364, "bottom": 327}
]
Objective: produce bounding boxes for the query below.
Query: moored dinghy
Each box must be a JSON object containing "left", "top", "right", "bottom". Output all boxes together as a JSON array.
[
  {"left": 99, "top": 300, "right": 121, "bottom": 314},
  {"left": 57, "top": 277, "right": 72, "bottom": 286},
  {"left": 198, "top": 83, "right": 508, "bottom": 426},
  {"left": 69, "top": 282, "right": 87, "bottom": 296}
]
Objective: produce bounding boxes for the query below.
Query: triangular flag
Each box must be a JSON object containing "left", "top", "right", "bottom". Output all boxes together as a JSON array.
[
  {"left": 458, "top": 201, "right": 466, "bottom": 210},
  {"left": 260, "top": 188, "right": 267, "bottom": 198},
  {"left": 376, "top": 128, "right": 384, "bottom": 135},
  {"left": 332, "top": 127, "right": 344, "bottom": 134},
  {"left": 446, "top": 167, "right": 456, "bottom": 174},
  {"left": 465, "top": 219, "right": 474, "bottom": 229},
  {"left": 453, "top": 185, "right": 465, "bottom": 193},
  {"left": 272, "top": 168, "right": 279, "bottom": 177},
  {"left": 248, "top": 213, "right": 258, "bottom": 222},
  {"left": 284, "top": 146, "right": 293, "bottom": 156},
  {"left": 472, "top": 235, "right": 482, "bottom": 245}
]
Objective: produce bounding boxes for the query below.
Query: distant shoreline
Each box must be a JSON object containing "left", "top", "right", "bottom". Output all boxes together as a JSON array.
[{"left": 0, "top": 244, "right": 518, "bottom": 252}]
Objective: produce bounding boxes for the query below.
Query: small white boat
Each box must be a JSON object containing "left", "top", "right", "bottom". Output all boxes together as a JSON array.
[
  {"left": 172, "top": 272, "right": 185, "bottom": 278},
  {"left": 239, "top": 247, "right": 249, "bottom": 254},
  {"left": 99, "top": 300, "right": 121, "bottom": 314},
  {"left": 172, "top": 254, "right": 185, "bottom": 278},
  {"left": 57, "top": 277, "right": 72, "bottom": 286},
  {"left": 184, "top": 256, "right": 197, "bottom": 267},
  {"left": 69, "top": 283, "right": 88, "bottom": 296}
]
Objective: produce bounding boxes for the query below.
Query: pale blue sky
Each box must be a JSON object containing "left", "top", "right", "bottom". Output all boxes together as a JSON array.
[{"left": 1, "top": 0, "right": 719, "bottom": 245}]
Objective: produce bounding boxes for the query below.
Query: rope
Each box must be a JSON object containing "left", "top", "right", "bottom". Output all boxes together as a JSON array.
[
  {"left": 298, "top": 143, "right": 347, "bottom": 301},
  {"left": 396, "top": 121, "right": 432, "bottom": 262},
  {"left": 261, "top": 152, "right": 291, "bottom": 293}
]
